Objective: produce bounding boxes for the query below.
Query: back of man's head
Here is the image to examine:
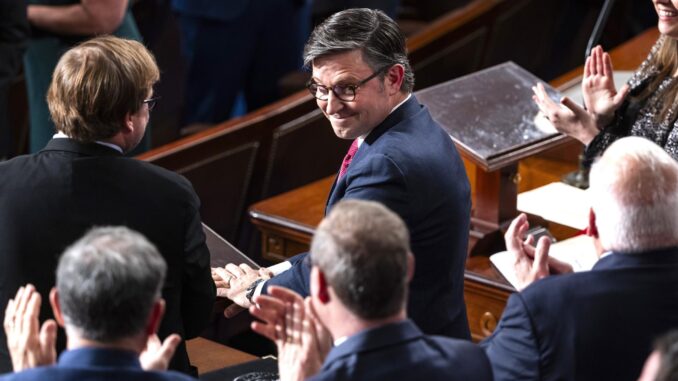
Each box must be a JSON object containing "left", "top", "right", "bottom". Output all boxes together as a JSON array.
[
  {"left": 56, "top": 226, "right": 166, "bottom": 342},
  {"left": 47, "top": 36, "right": 159, "bottom": 143},
  {"left": 590, "top": 137, "right": 678, "bottom": 253},
  {"left": 310, "top": 199, "right": 411, "bottom": 320},
  {"left": 303, "top": 8, "right": 414, "bottom": 92}
]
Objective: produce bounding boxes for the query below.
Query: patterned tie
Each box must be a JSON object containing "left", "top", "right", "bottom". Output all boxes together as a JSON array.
[{"left": 338, "top": 139, "right": 359, "bottom": 179}]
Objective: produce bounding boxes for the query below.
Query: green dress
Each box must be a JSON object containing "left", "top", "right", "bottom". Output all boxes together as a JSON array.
[{"left": 24, "top": 1, "right": 147, "bottom": 153}]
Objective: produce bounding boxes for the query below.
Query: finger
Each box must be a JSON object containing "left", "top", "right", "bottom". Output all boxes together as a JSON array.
[
  {"left": 292, "top": 300, "right": 304, "bottom": 343},
  {"left": 602, "top": 51, "right": 613, "bottom": 78},
  {"left": 593, "top": 46, "right": 602, "bottom": 75},
  {"left": 158, "top": 334, "right": 181, "bottom": 363},
  {"left": 4, "top": 297, "right": 15, "bottom": 333},
  {"left": 504, "top": 213, "right": 528, "bottom": 251},
  {"left": 25, "top": 291, "right": 42, "bottom": 338},
  {"left": 531, "top": 236, "right": 552, "bottom": 280},
  {"left": 561, "top": 96, "right": 587, "bottom": 118},
  {"left": 285, "top": 302, "right": 295, "bottom": 343},
  {"left": 251, "top": 320, "right": 277, "bottom": 342},
  {"left": 223, "top": 304, "right": 245, "bottom": 319},
  {"left": 15, "top": 285, "right": 34, "bottom": 336},
  {"left": 584, "top": 54, "right": 591, "bottom": 78},
  {"left": 39, "top": 320, "right": 57, "bottom": 363},
  {"left": 239, "top": 263, "right": 253, "bottom": 273},
  {"left": 613, "top": 84, "right": 630, "bottom": 105},
  {"left": 225, "top": 263, "right": 245, "bottom": 277},
  {"left": 212, "top": 267, "right": 232, "bottom": 283}
]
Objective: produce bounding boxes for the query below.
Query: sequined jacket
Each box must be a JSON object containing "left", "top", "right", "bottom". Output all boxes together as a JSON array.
[{"left": 584, "top": 35, "right": 678, "bottom": 166}]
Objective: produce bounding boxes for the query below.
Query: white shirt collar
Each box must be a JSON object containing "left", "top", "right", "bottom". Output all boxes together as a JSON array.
[
  {"left": 357, "top": 93, "right": 412, "bottom": 147},
  {"left": 53, "top": 132, "right": 123, "bottom": 153}
]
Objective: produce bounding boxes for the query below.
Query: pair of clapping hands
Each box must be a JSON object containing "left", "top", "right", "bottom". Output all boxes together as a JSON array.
[
  {"left": 212, "top": 263, "right": 274, "bottom": 318},
  {"left": 533, "top": 45, "right": 629, "bottom": 145},
  {"left": 3, "top": 284, "right": 180, "bottom": 372},
  {"left": 251, "top": 286, "right": 332, "bottom": 381},
  {"left": 505, "top": 214, "right": 574, "bottom": 291}
]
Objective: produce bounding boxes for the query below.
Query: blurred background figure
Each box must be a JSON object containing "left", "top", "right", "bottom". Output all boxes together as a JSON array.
[
  {"left": 171, "top": 0, "right": 311, "bottom": 125},
  {"left": 0, "top": 0, "right": 29, "bottom": 160}
]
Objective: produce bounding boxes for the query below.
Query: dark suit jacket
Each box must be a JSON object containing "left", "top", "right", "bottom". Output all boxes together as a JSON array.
[
  {"left": 0, "top": 139, "right": 216, "bottom": 374},
  {"left": 266, "top": 95, "right": 472, "bottom": 339},
  {"left": 0, "top": 348, "right": 195, "bottom": 381},
  {"left": 308, "top": 320, "right": 492, "bottom": 381},
  {"left": 482, "top": 247, "right": 678, "bottom": 381}
]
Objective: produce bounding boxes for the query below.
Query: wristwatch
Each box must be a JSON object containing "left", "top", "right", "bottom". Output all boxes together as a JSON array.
[{"left": 246, "top": 278, "right": 264, "bottom": 303}]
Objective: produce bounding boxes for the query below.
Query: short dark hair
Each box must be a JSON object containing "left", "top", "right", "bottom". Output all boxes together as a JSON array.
[
  {"left": 303, "top": 8, "right": 414, "bottom": 92},
  {"left": 310, "top": 199, "right": 411, "bottom": 320},
  {"left": 56, "top": 226, "right": 166, "bottom": 342},
  {"left": 655, "top": 330, "right": 678, "bottom": 381}
]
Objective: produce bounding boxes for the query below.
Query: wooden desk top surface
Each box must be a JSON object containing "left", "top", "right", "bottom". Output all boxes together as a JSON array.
[
  {"left": 186, "top": 337, "right": 259, "bottom": 375},
  {"left": 249, "top": 27, "right": 660, "bottom": 292}
]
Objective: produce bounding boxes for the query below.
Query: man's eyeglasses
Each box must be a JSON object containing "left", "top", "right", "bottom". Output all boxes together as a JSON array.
[
  {"left": 143, "top": 96, "right": 161, "bottom": 111},
  {"left": 306, "top": 66, "right": 390, "bottom": 102}
]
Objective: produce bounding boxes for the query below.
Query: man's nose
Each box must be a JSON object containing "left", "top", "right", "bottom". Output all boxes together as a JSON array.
[{"left": 325, "top": 90, "right": 344, "bottom": 115}]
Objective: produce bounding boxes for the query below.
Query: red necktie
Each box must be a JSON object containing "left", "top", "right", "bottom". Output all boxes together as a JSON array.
[{"left": 338, "top": 139, "right": 359, "bottom": 179}]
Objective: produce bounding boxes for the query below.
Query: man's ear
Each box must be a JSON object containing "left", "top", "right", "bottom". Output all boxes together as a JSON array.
[
  {"left": 145, "top": 299, "right": 166, "bottom": 336},
  {"left": 406, "top": 252, "right": 415, "bottom": 283},
  {"left": 311, "top": 267, "right": 331, "bottom": 304},
  {"left": 122, "top": 112, "right": 135, "bottom": 134},
  {"left": 49, "top": 288, "right": 65, "bottom": 327},
  {"left": 587, "top": 208, "right": 605, "bottom": 256},
  {"left": 385, "top": 64, "right": 405, "bottom": 95}
]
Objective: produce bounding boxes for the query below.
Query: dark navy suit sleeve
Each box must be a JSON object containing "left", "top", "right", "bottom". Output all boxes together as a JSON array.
[
  {"left": 480, "top": 293, "right": 540, "bottom": 381},
  {"left": 262, "top": 253, "right": 311, "bottom": 297}
]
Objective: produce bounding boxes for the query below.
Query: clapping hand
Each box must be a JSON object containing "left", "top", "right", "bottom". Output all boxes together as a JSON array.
[
  {"left": 250, "top": 286, "right": 331, "bottom": 381},
  {"left": 582, "top": 45, "right": 629, "bottom": 126},
  {"left": 533, "top": 83, "right": 600, "bottom": 145},
  {"left": 139, "top": 333, "right": 181, "bottom": 371},
  {"left": 505, "top": 214, "right": 573, "bottom": 291},
  {"left": 3, "top": 285, "right": 57, "bottom": 371}
]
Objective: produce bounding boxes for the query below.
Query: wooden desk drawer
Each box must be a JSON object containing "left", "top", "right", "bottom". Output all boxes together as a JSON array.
[{"left": 464, "top": 278, "right": 511, "bottom": 342}]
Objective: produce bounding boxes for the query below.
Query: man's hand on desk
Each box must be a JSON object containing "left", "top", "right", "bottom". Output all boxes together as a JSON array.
[
  {"left": 212, "top": 264, "right": 273, "bottom": 318},
  {"left": 505, "top": 214, "right": 573, "bottom": 291}
]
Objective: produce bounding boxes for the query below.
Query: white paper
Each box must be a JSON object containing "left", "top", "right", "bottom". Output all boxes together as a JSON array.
[{"left": 517, "top": 182, "right": 590, "bottom": 230}]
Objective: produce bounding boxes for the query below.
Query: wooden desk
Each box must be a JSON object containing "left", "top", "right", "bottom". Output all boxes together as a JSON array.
[
  {"left": 186, "top": 337, "right": 258, "bottom": 375},
  {"left": 249, "top": 28, "right": 660, "bottom": 341}
]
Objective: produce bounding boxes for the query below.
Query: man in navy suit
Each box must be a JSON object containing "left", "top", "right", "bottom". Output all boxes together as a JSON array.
[
  {"left": 250, "top": 200, "right": 492, "bottom": 381},
  {"left": 482, "top": 137, "right": 678, "bottom": 381},
  {"left": 215, "top": 8, "right": 472, "bottom": 339},
  {"left": 1, "top": 227, "right": 193, "bottom": 381}
]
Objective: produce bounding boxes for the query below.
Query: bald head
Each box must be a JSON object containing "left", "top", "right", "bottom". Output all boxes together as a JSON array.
[{"left": 590, "top": 137, "right": 678, "bottom": 253}]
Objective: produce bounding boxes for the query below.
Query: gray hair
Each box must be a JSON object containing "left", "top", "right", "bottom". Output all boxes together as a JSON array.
[
  {"left": 310, "top": 199, "right": 411, "bottom": 320},
  {"left": 589, "top": 137, "right": 678, "bottom": 253},
  {"left": 56, "top": 226, "right": 167, "bottom": 342},
  {"left": 303, "top": 8, "right": 414, "bottom": 92}
]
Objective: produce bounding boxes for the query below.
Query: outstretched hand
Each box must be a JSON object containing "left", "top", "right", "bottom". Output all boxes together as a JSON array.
[
  {"left": 250, "top": 286, "right": 331, "bottom": 381},
  {"left": 533, "top": 83, "right": 599, "bottom": 145},
  {"left": 3, "top": 285, "right": 57, "bottom": 372},
  {"left": 212, "top": 264, "right": 273, "bottom": 318},
  {"left": 582, "top": 45, "right": 629, "bottom": 126},
  {"left": 505, "top": 214, "right": 573, "bottom": 290}
]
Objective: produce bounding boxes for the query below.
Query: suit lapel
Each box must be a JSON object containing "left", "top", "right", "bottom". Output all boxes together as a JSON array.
[{"left": 324, "top": 96, "right": 422, "bottom": 215}]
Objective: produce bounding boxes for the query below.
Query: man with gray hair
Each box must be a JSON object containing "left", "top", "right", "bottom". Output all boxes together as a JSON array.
[
  {"left": 1, "top": 226, "right": 193, "bottom": 381},
  {"left": 216, "top": 7, "right": 472, "bottom": 340},
  {"left": 482, "top": 136, "right": 678, "bottom": 381},
  {"left": 250, "top": 200, "right": 492, "bottom": 381}
]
